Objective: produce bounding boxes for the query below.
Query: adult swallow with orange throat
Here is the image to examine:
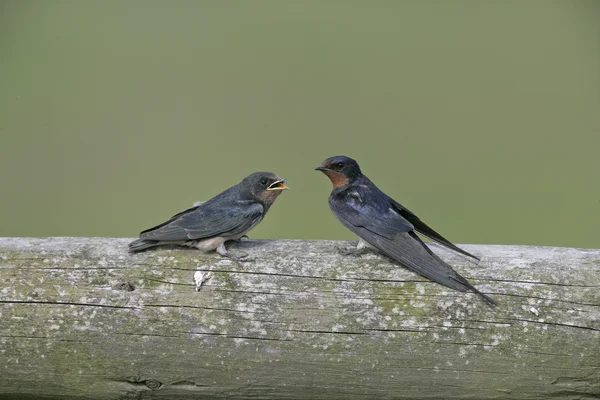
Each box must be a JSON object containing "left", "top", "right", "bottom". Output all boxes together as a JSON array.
[
  {"left": 316, "top": 156, "right": 496, "bottom": 306},
  {"left": 129, "top": 172, "right": 289, "bottom": 258}
]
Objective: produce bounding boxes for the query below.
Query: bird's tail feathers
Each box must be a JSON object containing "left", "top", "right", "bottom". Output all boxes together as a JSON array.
[
  {"left": 450, "top": 275, "right": 497, "bottom": 307},
  {"left": 128, "top": 239, "right": 160, "bottom": 253}
]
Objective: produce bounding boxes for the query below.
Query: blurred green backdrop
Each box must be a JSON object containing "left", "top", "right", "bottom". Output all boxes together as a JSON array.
[{"left": 1, "top": 1, "right": 599, "bottom": 248}]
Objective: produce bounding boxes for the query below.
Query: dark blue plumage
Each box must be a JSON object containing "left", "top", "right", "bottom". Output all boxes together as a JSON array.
[
  {"left": 317, "top": 155, "right": 496, "bottom": 306},
  {"left": 129, "top": 172, "right": 288, "bottom": 256}
]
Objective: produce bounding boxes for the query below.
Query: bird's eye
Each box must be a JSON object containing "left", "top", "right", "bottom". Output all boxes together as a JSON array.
[
  {"left": 336, "top": 162, "right": 344, "bottom": 169},
  {"left": 260, "top": 178, "right": 269, "bottom": 185}
]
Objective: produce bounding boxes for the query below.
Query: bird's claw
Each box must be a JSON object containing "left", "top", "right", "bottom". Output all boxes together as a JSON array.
[
  {"left": 225, "top": 253, "right": 254, "bottom": 263},
  {"left": 234, "top": 235, "right": 250, "bottom": 242},
  {"left": 216, "top": 242, "right": 253, "bottom": 264},
  {"left": 238, "top": 254, "right": 255, "bottom": 263},
  {"left": 335, "top": 246, "right": 364, "bottom": 257}
]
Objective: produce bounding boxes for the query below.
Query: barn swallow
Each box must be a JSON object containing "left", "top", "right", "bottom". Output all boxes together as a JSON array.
[
  {"left": 129, "top": 172, "right": 289, "bottom": 259},
  {"left": 316, "top": 156, "right": 496, "bottom": 306}
]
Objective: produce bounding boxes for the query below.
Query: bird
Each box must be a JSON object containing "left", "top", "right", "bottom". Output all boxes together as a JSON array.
[
  {"left": 128, "top": 172, "right": 289, "bottom": 258},
  {"left": 316, "top": 155, "right": 496, "bottom": 306}
]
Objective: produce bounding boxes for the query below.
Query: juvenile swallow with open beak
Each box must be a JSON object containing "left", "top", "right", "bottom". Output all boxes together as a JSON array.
[
  {"left": 316, "top": 155, "right": 496, "bottom": 306},
  {"left": 129, "top": 172, "right": 289, "bottom": 259}
]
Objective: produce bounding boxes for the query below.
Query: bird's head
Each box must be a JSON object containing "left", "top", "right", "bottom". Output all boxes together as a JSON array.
[
  {"left": 315, "top": 155, "right": 362, "bottom": 188},
  {"left": 243, "top": 172, "right": 289, "bottom": 204}
]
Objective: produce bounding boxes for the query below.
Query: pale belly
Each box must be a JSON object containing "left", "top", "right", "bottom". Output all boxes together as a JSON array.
[{"left": 185, "top": 231, "right": 249, "bottom": 252}]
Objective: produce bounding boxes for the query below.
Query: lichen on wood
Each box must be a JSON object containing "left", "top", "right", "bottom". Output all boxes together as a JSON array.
[{"left": 0, "top": 237, "right": 599, "bottom": 399}]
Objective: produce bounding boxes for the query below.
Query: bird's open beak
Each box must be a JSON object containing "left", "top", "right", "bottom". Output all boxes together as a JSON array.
[{"left": 267, "top": 178, "right": 289, "bottom": 191}]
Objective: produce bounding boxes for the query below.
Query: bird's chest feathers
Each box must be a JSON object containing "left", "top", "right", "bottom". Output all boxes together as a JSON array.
[
  {"left": 323, "top": 170, "right": 350, "bottom": 188},
  {"left": 258, "top": 190, "right": 282, "bottom": 204}
]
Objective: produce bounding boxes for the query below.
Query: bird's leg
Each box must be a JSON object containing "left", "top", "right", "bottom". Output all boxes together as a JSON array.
[
  {"left": 336, "top": 247, "right": 368, "bottom": 257},
  {"left": 336, "top": 239, "right": 374, "bottom": 257},
  {"left": 235, "top": 235, "right": 250, "bottom": 242},
  {"left": 216, "top": 242, "right": 253, "bottom": 263}
]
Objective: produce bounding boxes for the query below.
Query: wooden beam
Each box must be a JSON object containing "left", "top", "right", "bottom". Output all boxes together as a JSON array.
[{"left": 1, "top": 238, "right": 599, "bottom": 399}]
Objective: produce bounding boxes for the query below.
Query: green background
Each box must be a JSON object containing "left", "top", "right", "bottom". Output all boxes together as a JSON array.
[{"left": 1, "top": 1, "right": 599, "bottom": 248}]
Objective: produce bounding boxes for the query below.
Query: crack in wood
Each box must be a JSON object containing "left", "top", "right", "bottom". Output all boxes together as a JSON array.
[
  {"left": 285, "top": 329, "right": 367, "bottom": 335},
  {"left": 114, "top": 332, "right": 181, "bottom": 338},
  {"left": 183, "top": 331, "right": 292, "bottom": 341},
  {"left": 500, "top": 317, "right": 600, "bottom": 332},
  {"left": 0, "top": 300, "right": 137, "bottom": 309},
  {"left": 497, "top": 292, "right": 600, "bottom": 307},
  {"left": 486, "top": 278, "right": 600, "bottom": 288},
  {"left": 434, "top": 341, "right": 499, "bottom": 347},
  {"left": 363, "top": 328, "right": 425, "bottom": 333},
  {"left": 0, "top": 335, "right": 89, "bottom": 343}
]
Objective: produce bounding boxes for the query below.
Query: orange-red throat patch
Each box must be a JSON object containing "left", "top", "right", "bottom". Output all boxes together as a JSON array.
[{"left": 323, "top": 170, "right": 349, "bottom": 188}]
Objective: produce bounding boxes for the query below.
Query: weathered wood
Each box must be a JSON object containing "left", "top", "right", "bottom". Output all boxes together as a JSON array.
[{"left": 0, "top": 237, "right": 599, "bottom": 399}]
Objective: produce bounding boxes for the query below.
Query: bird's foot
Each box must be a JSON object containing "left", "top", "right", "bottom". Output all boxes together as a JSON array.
[
  {"left": 216, "top": 243, "right": 253, "bottom": 264},
  {"left": 225, "top": 253, "right": 254, "bottom": 263},
  {"left": 335, "top": 246, "right": 367, "bottom": 257}
]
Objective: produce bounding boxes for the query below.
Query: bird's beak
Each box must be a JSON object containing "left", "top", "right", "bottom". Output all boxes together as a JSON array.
[
  {"left": 267, "top": 178, "right": 289, "bottom": 191},
  {"left": 315, "top": 166, "right": 329, "bottom": 172}
]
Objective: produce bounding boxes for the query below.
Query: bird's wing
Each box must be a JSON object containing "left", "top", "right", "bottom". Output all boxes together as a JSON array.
[
  {"left": 139, "top": 200, "right": 264, "bottom": 241},
  {"left": 389, "top": 199, "right": 480, "bottom": 261},
  {"left": 331, "top": 196, "right": 496, "bottom": 305},
  {"left": 329, "top": 192, "right": 415, "bottom": 240},
  {"left": 330, "top": 195, "right": 470, "bottom": 289}
]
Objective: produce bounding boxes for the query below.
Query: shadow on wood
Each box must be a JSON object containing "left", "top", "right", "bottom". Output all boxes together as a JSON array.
[{"left": 1, "top": 237, "right": 599, "bottom": 399}]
